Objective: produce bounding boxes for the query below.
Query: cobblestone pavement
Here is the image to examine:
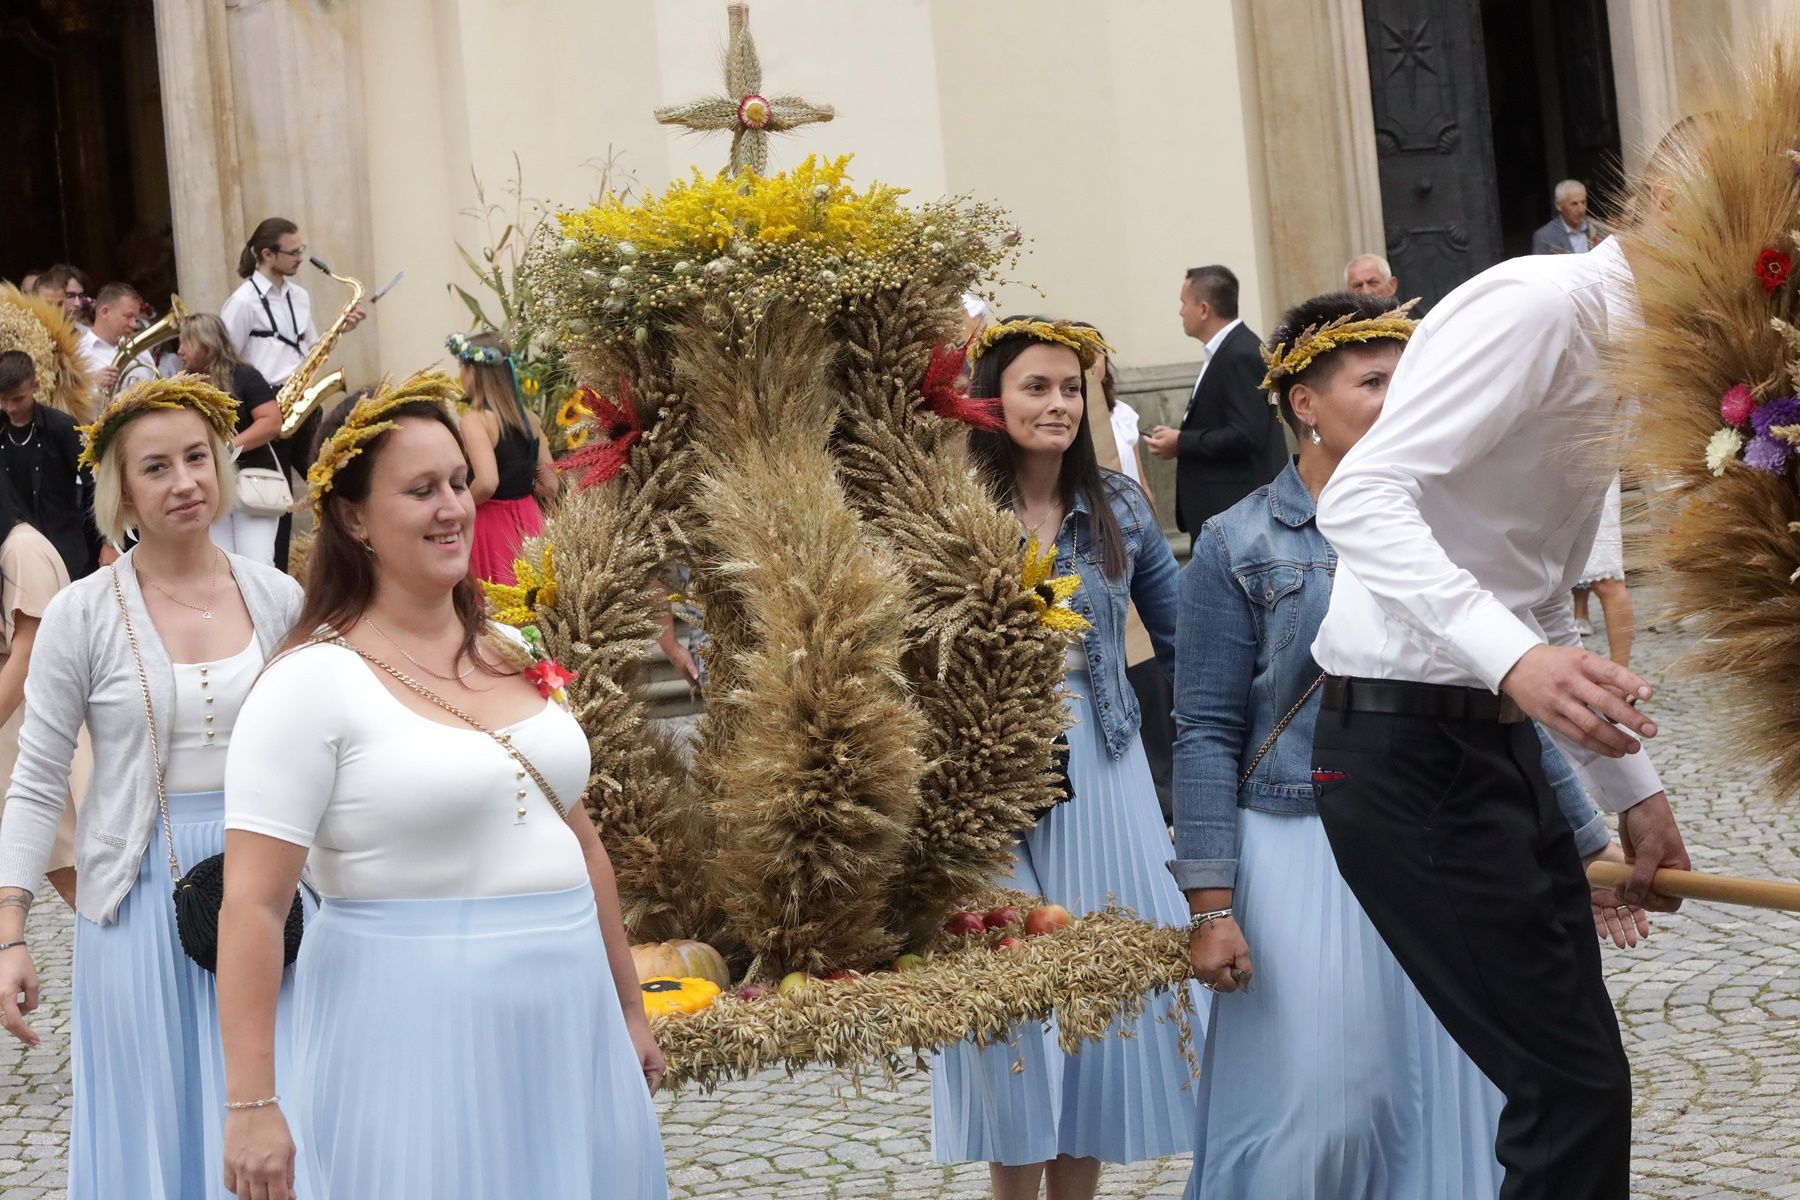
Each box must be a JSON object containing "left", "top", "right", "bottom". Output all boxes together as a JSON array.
[{"left": 4, "top": 618, "right": 1799, "bottom": 1198}]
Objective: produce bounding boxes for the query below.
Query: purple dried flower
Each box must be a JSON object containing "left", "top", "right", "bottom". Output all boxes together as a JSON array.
[
  {"left": 1744, "top": 433, "right": 1792, "bottom": 473},
  {"left": 1751, "top": 395, "right": 1800, "bottom": 438}
]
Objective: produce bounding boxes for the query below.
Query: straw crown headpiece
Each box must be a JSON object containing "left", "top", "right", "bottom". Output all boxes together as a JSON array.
[
  {"left": 307, "top": 370, "right": 461, "bottom": 519},
  {"left": 968, "top": 319, "right": 1113, "bottom": 370},
  {"left": 1258, "top": 300, "right": 1420, "bottom": 397},
  {"left": 76, "top": 374, "right": 240, "bottom": 471}
]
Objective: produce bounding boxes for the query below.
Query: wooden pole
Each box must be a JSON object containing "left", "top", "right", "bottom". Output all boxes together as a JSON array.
[{"left": 1587, "top": 862, "right": 1800, "bottom": 912}]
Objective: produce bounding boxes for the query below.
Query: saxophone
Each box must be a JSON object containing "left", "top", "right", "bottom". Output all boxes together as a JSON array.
[
  {"left": 109, "top": 294, "right": 189, "bottom": 395},
  {"left": 276, "top": 257, "right": 364, "bottom": 437}
]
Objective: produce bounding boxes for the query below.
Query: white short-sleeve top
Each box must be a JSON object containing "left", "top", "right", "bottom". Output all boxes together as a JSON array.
[
  {"left": 166, "top": 636, "right": 263, "bottom": 796},
  {"left": 223, "top": 630, "right": 591, "bottom": 900}
]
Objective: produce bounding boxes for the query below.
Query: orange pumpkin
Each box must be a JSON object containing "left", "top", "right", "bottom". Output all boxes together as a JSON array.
[{"left": 629, "top": 939, "right": 730, "bottom": 988}]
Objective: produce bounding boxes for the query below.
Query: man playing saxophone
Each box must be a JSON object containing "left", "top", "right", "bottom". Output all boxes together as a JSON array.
[{"left": 220, "top": 217, "right": 366, "bottom": 390}]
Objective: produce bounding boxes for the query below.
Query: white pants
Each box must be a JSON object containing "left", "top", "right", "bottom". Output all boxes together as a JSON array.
[{"left": 209, "top": 508, "right": 280, "bottom": 568}]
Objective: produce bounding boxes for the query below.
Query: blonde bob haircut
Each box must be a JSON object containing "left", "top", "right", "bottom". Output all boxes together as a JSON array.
[{"left": 91, "top": 410, "right": 238, "bottom": 548}]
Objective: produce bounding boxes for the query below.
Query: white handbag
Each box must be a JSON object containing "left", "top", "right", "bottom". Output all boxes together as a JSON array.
[{"left": 235, "top": 465, "right": 295, "bottom": 517}]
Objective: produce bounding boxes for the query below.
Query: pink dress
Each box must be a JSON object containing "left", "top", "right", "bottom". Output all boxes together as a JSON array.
[{"left": 469, "top": 422, "right": 544, "bottom": 584}]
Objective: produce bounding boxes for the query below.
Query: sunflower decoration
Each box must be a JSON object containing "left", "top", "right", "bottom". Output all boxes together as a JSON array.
[
  {"left": 1020, "top": 535, "right": 1089, "bottom": 636},
  {"left": 482, "top": 543, "right": 560, "bottom": 628},
  {"left": 555, "top": 393, "right": 584, "bottom": 429}
]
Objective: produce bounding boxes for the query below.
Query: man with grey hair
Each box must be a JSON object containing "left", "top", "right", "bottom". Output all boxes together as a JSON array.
[
  {"left": 1345, "top": 254, "right": 1400, "bottom": 298},
  {"left": 1532, "top": 179, "right": 1600, "bottom": 254}
]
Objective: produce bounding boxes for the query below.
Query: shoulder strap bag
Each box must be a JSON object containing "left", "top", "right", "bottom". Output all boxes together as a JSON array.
[
  {"left": 1238, "top": 672, "right": 1326, "bottom": 790},
  {"left": 110, "top": 566, "right": 305, "bottom": 974}
]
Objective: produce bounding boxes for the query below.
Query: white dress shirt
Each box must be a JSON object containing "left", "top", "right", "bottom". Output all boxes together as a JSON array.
[
  {"left": 1563, "top": 219, "right": 1592, "bottom": 254},
  {"left": 1185, "top": 317, "right": 1244, "bottom": 416},
  {"left": 220, "top": 273, "right": 315, "bottom": 386},
  {"left": 75, "top": 326, "right": 157, "bottom": 392},
  {"left": 1312, "top": 237, "right": 1661, "bottom": 813},
  {"left": 1111, "top": 399, "right": 1143, "bottom": 486}
]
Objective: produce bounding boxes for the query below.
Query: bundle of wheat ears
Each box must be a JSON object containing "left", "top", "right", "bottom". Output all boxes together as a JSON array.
[
  {"left": 1606, "top": 28, "right": 1800, "bottom": 795},
  {"left": 506, "top": 4, "right": 1194, "bottom": 1087}
]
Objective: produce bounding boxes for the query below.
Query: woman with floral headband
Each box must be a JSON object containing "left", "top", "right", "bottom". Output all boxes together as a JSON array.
[
  {"left": 931, "top": 318, "right": 1200, "bottom": 1200},
  {"left": 0, "top": 375, "right": 306, "bottom": 1199},
  {"left": 1168, "top": 292, "right": 1647, "bottom": 1198},
  {"left": 448, "top": 331, "right": 557, "bottom": 584},
  {"left": 215, "top": 374, "right": 667, "bottom": 1200}
]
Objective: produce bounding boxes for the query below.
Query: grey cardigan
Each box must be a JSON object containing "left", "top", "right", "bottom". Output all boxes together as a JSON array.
[{"left": 0, "top": 549, "right": 303, "bottom": 925}]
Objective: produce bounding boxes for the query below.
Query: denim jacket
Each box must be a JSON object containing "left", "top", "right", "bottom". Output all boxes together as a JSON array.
[
  {"left": 1054, "top": 473, "right": 1179, "bottom": 759},
  {"left": 1168, "top": 462, "right": 1608, "bottom": 891}
]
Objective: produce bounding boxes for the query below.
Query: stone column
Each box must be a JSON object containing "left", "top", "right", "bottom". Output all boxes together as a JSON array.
[
  {"left": 1242, "top": 0, "right": 1385, "bottom": 305},
  {"left": 1606, "top": 0, "right": 1679, "bottom": 174},
  {"left": 152, "top": 0, "right": 245, "bottom": 312}
]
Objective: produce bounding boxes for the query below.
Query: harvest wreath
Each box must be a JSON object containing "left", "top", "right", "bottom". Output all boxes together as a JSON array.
[{"left": 493, "top": 3, "right": 1196, "bottom": 1091}]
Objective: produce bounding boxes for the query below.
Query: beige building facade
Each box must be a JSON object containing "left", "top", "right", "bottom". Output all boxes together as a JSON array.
[{"left": 144, "top": 0, "right": 1796, "bottom": 389}]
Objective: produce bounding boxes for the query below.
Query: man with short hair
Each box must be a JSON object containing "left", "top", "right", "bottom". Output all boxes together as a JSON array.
[
  {"left": 75, "top": 283, "right": 156, "bottom": 395},
  {"left": 0, "top": 351, "right": 98, "bottom": 578},
  {"left": 1345, "top": 253, "right": 1400, "bottom": 298},
  {"left": 1145, "top": 265, "right": 1288, "bottom": 533},
  {"left": 1532, "top": 180, "right": 1601, "bottom": 254},
  {"left": 32, "top": 266, "right": 89, "bottom": 322}
]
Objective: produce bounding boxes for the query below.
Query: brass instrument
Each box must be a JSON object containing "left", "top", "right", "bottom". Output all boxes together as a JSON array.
[
  {"left": 109, "top": 294, "right": 189, "bottom": 395},
  {"left": 277, "top": 257, "right": 364, "bottom": 437}
]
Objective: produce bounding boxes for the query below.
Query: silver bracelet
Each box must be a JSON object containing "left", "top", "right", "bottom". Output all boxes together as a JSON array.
[
  {"left": 1185, "top": 907, "right": 1232, "bottom": 935},
  {"left": 224, "top": 1096, "right": 280, "bottom": 1112},
  {"left": 0, "top": 940, "right": 24, "bottom": 953}
]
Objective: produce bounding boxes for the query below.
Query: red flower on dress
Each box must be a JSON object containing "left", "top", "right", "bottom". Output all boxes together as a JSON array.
[
  {"left": 919, "top": 342, "right": 1005, "bottom": 432},
  {"left": 524, "top": 657, "right": 577, "bottom": 700},
  {"left": 556, "top": 378, "right": 644, "bottom": 490},
  {"left": 1756, "top": 248, "right": 1792, "bottom": 295}
]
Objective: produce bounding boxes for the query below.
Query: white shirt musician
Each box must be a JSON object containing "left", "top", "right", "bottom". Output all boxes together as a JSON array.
[
  {"left": 75, "top": 284, "right": 158, "bottom": 394},
  {"left": 220, "top": 218, "right": 364, "bottom": 389}
]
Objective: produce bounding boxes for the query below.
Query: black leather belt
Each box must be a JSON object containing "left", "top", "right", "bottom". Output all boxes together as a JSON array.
[{"left": 1321, "top": 675, "right": 1527, "bottom": 724}]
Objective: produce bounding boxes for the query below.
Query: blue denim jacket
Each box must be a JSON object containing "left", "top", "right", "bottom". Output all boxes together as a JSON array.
[
  {"left": 1168, "top": 462, "right": 1609, "bottom": 891},
  {"left": 1054, "top": 473, "right": 1179, "bottom": 759}
]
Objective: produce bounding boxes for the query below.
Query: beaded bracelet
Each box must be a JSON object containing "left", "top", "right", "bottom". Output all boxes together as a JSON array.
[
  {"left": 224, "top": 1096, "right": 280, "bottom": 1112},
  {"left": 0, "top": 940, "right": 24, "bottom": 953}
]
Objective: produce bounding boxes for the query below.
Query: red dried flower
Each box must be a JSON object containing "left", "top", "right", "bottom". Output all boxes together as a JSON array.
[
  {"left": 524, "top": 657, "right": 577, "bottom": 700},
  {"left": 556, "top": 378, "right": 644, "bottom": 490},
  {"left": 919, "top": 342, "right": 1005, "bottom": 432},
  {"left": 1756, "top": 247, "right": 1792, "bottom": 296}
]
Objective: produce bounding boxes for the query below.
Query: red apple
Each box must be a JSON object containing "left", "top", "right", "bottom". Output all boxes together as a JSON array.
[
  {"left": 1023, "top": 904, "right": 1073, "bottom": 937},
  {"left": 893, "top": 953, "right": 929, "bottom": 973},
  {"left": 944, "top": 911, "right": 986, "bottom": 937},
  {"left": 993, "top": 936, "right": 1025, "bottom": 952},
  {"left": 826, "top": 969, "right": 860, "bottom": 983},
  {"left": 982, "top": 906, "right": 1023, "bottom": 930},
  {"left": 778, "top": 971, "right": 809, "bottom": 995}
]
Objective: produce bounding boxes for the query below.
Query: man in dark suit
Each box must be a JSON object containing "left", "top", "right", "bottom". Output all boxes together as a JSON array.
[
  {"left": 1531, "top": 179, "right": 1602, "bottom": 255},
  {"left": 1146, "top": 265, "right": 1288, "bottom": 533}
]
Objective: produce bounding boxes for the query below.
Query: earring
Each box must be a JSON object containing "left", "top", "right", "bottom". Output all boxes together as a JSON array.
[
  {"left": 360, "top": 540, "right": 375, "bottom": 556},
  {"left": 1306, "top": 425, "right": 1322, "bottom": 446}
]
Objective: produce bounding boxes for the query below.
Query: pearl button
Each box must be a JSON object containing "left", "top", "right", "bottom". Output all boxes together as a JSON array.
[{"left": 204, "top": 714, "right": 214, "bottom": 723}]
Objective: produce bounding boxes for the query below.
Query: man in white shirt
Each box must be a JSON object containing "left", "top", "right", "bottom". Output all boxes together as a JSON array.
[
  {"left": 75, "top": 282, "right": 157, "bottom": 395},
  {"left": 1310, "top": 229, "right": 1690, "bottom": 1198}
]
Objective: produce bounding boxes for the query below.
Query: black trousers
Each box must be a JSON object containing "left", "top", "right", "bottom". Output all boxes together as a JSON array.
[
  {"left": 1312, "top": 707, "right": 1631, "bottom": 1200},
  {"left": 1126, "top": 657, "right": 1175, "bottom": 825}
]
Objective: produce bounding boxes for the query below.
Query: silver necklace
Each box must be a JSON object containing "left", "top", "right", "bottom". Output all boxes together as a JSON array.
[
  {"left": 138, "top": 549, "right": 221, "bottom": 620},
  {"left": 363, "top": 618, "right": 476, "bottom": 682},
  {"left": 4, "top": 424, "right": 34, "bottom": 448}
]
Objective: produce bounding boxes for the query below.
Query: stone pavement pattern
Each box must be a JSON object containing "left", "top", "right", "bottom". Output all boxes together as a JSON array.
[{"left": 3, "top": 620, "right": 1798, "bottom": 1198}]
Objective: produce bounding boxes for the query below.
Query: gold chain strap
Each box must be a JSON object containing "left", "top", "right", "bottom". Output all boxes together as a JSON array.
[
  {"left": 110, "top": 567, "right": 184, "bottom": 884},
  {"left": 1238, "top": 672, "right": 1326, "bottom": 790},
  {"left": 311, "top": 636, "right": 568, "bottom": 819}
]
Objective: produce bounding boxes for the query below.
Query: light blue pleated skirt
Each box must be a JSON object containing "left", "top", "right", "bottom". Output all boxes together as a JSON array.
[
  {"left": 1185, "top": 809, "right": 1504, "bottom": 1200},
  {"left": 931, "top": 672, "right": 1206, "bottom": 1165},
  {"left": 69, "top": 790, "right": 309, "bottom": 1200},
  {"left": 293, "top": 883, "right": 669, "bottom": 1200}
]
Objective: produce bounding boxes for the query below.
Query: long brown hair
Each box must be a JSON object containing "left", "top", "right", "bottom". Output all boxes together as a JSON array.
[
  {"left": 458, "top": 331, "right": 530, "bottom": 437},
  {"left": 177, "top": 313, "right": 242, "bottom": 394},
  {"left": 966, "top": 325, "right": 1128, "bottom": 580},
  {"left": 281, "top": 396, "right": 502, "bottom": 672}
]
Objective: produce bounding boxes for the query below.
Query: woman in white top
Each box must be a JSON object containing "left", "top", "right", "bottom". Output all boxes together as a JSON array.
[
  {"left": 217, "top": 377, "right": 668, "bottom": 1200},
  {"left": 0, "top": 376, "right": 306, "bottom": 1200}
]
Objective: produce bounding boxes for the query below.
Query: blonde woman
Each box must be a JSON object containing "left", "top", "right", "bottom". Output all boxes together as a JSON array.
[
  {"left": 177, "top": 313, "right": 284, "bottom": 567},
  {"left": 448, "top": 331, "right": 556, "bottom": 582},
  {"left": 0, "top": 376, "right": 306, "bottom": 1199}
]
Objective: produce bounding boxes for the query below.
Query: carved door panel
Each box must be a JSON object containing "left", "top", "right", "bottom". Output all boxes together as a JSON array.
[
  {"left": 1363, "top": 0, "right": 1503, "bottom": 310},
  {"left": 1554, "top": 2, "right": 1623, "bottom": 212}
]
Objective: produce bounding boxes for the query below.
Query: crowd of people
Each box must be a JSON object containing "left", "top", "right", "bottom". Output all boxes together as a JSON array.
[{"left": 0, "top": 163, "right": 1686, "bottom": 1200}]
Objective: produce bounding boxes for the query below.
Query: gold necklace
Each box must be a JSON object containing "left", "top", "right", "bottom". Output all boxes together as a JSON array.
[
  {"left": 363, "top": 618, "right": 477, "bottom": 682},
  {"left": 137, "top": 549, "right": 221, "bottom": 620},
  {"left": 1013, "top": 500, "right": 1063, "bottom": 548}
]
